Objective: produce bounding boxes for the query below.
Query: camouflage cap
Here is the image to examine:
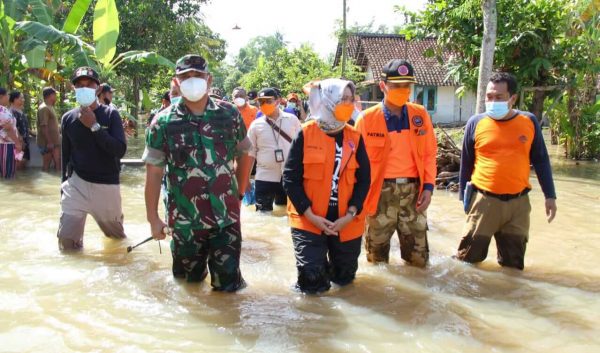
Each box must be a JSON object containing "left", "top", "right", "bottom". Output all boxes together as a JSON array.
[{"left": 176, "top": 54, "right": 208, "bottom": 74}]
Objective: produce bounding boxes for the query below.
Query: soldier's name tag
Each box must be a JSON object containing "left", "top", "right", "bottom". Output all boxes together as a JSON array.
[{"left": 274, "top": 149, "right": 284, "bottom": 163}]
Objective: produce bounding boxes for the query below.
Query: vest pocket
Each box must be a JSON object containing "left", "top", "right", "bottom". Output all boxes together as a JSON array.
[
  {"left": 366, "top": 137, "right": 385, "bottom": 161},
  {"left": 344, "top": 157, "right": 359, "bottom": 184},
  {"left": 303, "top": 152, "right": 325, "bottom": 180}
]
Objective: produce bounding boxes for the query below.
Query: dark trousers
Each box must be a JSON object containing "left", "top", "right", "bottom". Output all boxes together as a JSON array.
[
  {"left": 291, "top": 228, "right": 362, "bottom": 294},
  {"left": 255, "top": 179, "right": 287, "bottom": 211}
]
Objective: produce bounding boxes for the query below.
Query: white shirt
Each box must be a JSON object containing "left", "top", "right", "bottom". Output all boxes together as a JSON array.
[{"left": 248, "top": 111, "right": 301, "bottom": 182}]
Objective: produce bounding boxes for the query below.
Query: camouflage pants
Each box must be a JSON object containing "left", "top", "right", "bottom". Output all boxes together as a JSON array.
[
  {"left": 365, "top": 182, "right": 429, "bottom": 267},
  {"left": 170, "top": 222, "right": 245, "bottom": 292}
]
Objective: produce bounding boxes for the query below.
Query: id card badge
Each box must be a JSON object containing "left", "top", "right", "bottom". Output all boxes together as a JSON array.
[{"left": 274, "top": 149, "right": 284, "bottom": 163}]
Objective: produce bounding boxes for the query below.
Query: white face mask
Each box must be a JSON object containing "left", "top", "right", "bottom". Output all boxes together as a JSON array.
[
  {"left": 178, "top": 77, "right": 207, "bottom": 102},
  {"left": 75, "top": 87, "right": 97, "bottom": 107},
  {"left": 233, "top": 97, "right": 246, "bottom": 107}
]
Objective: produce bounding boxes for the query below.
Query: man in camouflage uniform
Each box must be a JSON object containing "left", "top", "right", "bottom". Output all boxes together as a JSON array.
[{"left": 143, "top": 55, "right": 252, "bottom": 291}]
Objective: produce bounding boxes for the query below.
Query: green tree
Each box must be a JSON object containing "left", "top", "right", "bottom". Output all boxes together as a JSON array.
[
  {"left": 400, "top": 0, "right": 568, "bottom": 119},
  {"left": 547, "top": 0, "right": 600, "bottom": 159},
  {"left": 240, "top": 44, "right": 364, "bottom": 96}
]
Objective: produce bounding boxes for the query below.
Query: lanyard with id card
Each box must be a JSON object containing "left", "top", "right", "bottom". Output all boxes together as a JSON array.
[{"left": 268, "top": 117, "right": 285, "bottom": 163}]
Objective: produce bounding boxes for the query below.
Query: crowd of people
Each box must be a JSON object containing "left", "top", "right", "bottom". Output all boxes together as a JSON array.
[{"left": 0, "top": 52, "right": 558, "bottom": 294}]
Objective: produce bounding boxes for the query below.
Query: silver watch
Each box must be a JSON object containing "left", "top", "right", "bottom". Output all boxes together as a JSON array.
[
  {"left": 347, "top": 208, "right": 357, "bottom": 218},
  {"left": 90, "top": 122, "right": 101, "bottom": 132}
]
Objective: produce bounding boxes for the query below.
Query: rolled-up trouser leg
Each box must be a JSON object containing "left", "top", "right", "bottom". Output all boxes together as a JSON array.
[
  {"left": 365, "top": 185, "right": 397, "bottom": 263},
  {"left": 495, "top": 195, "right": 531, "bottom": 270},
  {"left": 328, "top": 236, "right": 362, "bottom": 286},
  {"left": 292, "top": 228, "right": 330, "bottom": 293},
  {"left": 456, "top": 192, "right": 503, "bottom": 264},
  {"left": 207, "top": 222, "right": 245, "bottom": 292},
  {"left": 57, "top": 174, "right": 90, "bottom": 250}
]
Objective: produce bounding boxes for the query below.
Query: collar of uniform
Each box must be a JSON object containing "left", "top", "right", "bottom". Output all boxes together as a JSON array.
[
  {"left": 382, "top": 100, "right": 408, "bottom": 121},
  {"left": 175, "top": 97, "right": 218, "bottom": 116}
]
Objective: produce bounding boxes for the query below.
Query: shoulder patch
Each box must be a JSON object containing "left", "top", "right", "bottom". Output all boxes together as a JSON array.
[{"left": 412, "top": 115, "right": 424, "bottom": 127}]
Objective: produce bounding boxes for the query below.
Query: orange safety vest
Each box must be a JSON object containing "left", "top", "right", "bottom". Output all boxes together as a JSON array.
[
  {"left": 287, "top": 121, "right": 366, "bottom": 242},
  {"left": 355, "top": 102, "right": 438, "bottom": 216},
  {"left": 239, "top": 104, "right": 259, "bottom": 130}
]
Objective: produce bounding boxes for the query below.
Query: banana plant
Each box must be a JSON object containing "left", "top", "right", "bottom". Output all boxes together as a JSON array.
[{"left": 14, "top": 0, "right": 174, "bottom": 85}]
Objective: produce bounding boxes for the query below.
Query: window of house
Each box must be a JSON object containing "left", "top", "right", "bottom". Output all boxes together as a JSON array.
[{"left": 414, "top": 86, "right": 437, "bottom": 112}]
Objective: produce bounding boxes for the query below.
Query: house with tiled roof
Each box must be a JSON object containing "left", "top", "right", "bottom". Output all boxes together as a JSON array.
[{"left": 334, "top": 33, "right": 476, "bottom": 123}]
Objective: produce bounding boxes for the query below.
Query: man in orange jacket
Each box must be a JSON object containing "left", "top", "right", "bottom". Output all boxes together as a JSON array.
[
  {"left": 232, "top": 87, "right": 259, "bottom": 130},
  {"left": 355, "top": 59, "right": 437, "bottom": 267}
]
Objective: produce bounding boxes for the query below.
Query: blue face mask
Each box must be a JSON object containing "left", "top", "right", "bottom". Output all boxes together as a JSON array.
[
  {"left": 170, "top": 96, "right": 182, "bottom": 106},
  {"left": 287, "top": 102, "right": 297, "bottom": 110},
  {"left": 75, "top": 87, "right": 97, "bottom": 107},
  {"left": 485, "top": 101, "right": 511, "bottom": 120}
]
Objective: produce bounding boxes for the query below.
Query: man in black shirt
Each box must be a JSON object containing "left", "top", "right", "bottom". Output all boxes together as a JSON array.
[{"left": 57, "top": 67, "right": 128, "bottom": 250}]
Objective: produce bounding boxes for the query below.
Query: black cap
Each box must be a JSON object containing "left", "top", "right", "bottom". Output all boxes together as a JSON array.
[
  {"left": 42, "top": 87, "right": 57, "bottom": 98},
  {"left": 175, "top": 54, "right": 208, "bottom": 74},
  {"left": 381, "top": 59, "right": 417, "bottom": 83},
  {"left": 99, "top": 83, "right": 113, "bottom": 93},
  {"left": 247, "top": 90, "right": 257, "bottom": 100},
  {"left": 72, "top": 66, "right": 100, "bottom": 85},
  {"left": 257, "top": 87, "right": 281, "bottom": 100}
]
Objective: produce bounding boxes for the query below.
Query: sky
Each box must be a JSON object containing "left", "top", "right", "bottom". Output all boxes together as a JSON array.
[{"left": 200, "top": 0, "right": 428, "bottom": 63}]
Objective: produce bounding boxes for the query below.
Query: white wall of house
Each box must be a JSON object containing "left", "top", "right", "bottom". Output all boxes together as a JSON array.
[
  {"left": 454, "top": 90, "right": 477, "bottom": 123},
  {"left": 430, "top": 86, "right": 455, "bottom": 123},
  {"left": 429, "top": 87, "right": 477, "bottom": 124}
]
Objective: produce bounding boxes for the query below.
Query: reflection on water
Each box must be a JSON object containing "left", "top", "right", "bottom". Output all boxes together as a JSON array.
[{"left": 1, "top": 143, "right": 599, "bottom": 352}]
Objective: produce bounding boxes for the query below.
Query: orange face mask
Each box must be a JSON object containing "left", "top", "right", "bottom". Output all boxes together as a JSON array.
[
  {"left": 260, "top": 103, "right": 277, "bottom": 116},
  {"left": 385, "top": 87, "right": 410, "bottom": 107},
  {"left": 333, "top": 102, "right": 355, "bottom": 122}
]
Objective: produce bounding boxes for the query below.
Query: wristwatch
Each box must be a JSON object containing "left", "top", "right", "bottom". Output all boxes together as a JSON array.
[
  {"left": 90, "top": 122, "right": 101, "bottom": 132},
  {"left": 346, "top": 208, "right": 357, "bottom": 218}
]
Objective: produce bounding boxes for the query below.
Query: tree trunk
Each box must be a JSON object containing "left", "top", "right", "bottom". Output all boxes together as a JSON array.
[
  {"left": 475, "top": 0, "right": 497, "bottom": 114},
  {"left": 132, "top": 75, "right": 140, "bottom": 138},
  {"left": 531, "top": 89, "right": 545, "bottom": 122}
]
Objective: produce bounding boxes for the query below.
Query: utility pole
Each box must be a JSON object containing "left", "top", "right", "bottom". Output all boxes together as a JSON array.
[{"left": 341, "top": 0, "right": 347, "bottom": 78}]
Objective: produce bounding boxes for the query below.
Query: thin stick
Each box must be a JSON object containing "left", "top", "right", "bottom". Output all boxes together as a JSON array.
[{"left": 127, "top": 236, "right": 153, "bottom": 253}]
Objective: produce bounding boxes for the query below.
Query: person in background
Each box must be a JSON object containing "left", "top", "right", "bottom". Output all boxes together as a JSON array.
[
  {"left": 284, "top": 93, "right": 307, "bottom": 121},
  {"left": 97, "top": 83, "right": 114, "bottom": 106},
  {"left": 144, "top": 54, "right": 252, "bottom": 291},
  {"left": 58, "top": 67, "right": 128, "bottom": 250},
  {"left": 455, "top": 72, "right": 557, "bottom": 270},
  {"left": 0, "top": 87, "right": 8, "bottom": 108},
  {"left": 9, "top": 91, "right": 30, "bottom": 169},
  {"left": 0, "top": 98, "right": 22, "bottom": 179},
  {"left": 248, "top": 87, "right": 301, "bottom": 212},
  {"left": 248, "top": 90, "right": 258, "bottom": 107},
  {"left": 148, "top": 91, "right": 171, "bottom": 127},
  {"left": 232, "top": 87, "right": 259, "bottom": 131},
  {"left": 37, "top": 87, "right": 61, "bottom": 172},
  {"left": 356, "top": 59, "right": 438, "bottom": 268},
  {"left": 283, "top": 79, "right": 370, "bottom": 294}
]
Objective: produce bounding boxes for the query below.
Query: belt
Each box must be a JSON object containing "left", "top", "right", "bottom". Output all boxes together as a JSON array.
[
  {"left": 474, "top": 186, "right": 530, "bottom": 201},
  {"left": 384, "top": 177, "right": 419, "bottom": 184}
]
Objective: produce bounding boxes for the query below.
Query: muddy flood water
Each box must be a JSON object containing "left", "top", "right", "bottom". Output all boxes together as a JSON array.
[{"left": 0, "top": 139, "right": 599, "bottom": 353}]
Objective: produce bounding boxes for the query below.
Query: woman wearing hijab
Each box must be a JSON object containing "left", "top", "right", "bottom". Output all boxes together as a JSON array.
[{"left": 282, "top": 79, "right": 371, "bottom": 294}]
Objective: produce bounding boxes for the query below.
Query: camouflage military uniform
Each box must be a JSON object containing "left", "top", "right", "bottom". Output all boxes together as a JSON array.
[
  {"left": 143, "top": 98, "right": 247, "bottom": 290},
  {"left": 365, "top": 181, "right": 429, "bottom": 267}
]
